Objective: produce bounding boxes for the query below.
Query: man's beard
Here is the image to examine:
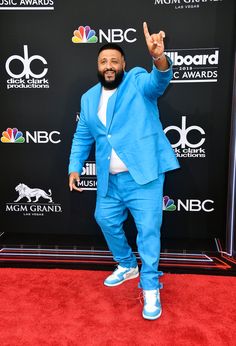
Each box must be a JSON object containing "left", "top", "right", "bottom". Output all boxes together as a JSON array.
[{"left": 97, "top": 69, "right": 124, "bottom": 90}]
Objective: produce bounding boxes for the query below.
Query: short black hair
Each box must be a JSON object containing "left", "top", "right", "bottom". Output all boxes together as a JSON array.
[{"left": 98, "top": 43, "right": 125, "bottom": 59}]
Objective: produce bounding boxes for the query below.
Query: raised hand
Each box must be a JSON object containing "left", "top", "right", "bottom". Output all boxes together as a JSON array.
[{"left": 143, "top": 22, "right": 165, "bottom": 60}]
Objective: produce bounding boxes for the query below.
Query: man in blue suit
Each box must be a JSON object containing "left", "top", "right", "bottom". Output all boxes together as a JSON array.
[{"left": 69, "top": 22, "right": 179, "bottom": 320}]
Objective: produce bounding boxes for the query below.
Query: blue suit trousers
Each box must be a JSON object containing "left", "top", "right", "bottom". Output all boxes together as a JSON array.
[{"left": 94, "top": 171, "right": 164, "bottom": 290}]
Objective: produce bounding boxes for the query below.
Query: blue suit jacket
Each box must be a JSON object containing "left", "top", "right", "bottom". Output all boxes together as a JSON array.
[{"left": 69, "top": 62, "right": 180, "bottom": 196}]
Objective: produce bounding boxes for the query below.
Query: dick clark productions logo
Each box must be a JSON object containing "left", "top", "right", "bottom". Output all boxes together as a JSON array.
[
  {"left": 164, "top": 116, "right": 206, "bottom": 158},
  {"left": 5, "top": 45, "right": 49, "bottom": 89}
]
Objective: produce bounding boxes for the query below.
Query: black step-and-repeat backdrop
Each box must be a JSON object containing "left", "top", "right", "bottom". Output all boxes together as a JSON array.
[{"left": 0, "top": 0, "right": 235, "bottom": 253}]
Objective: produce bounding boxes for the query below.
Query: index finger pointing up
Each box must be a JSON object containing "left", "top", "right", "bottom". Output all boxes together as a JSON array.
[{"left": 143, "top": 22, "right": 150, "bottom": 41}]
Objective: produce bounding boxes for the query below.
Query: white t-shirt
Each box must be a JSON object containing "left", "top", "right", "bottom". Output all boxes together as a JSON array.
[{"left": 98, "top": 87, "right": 128, "bottom": 174}]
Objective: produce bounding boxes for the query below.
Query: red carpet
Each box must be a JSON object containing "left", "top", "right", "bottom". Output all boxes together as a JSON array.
[{"left": 0, "top": 268, "right": 235, "bottom": 346}]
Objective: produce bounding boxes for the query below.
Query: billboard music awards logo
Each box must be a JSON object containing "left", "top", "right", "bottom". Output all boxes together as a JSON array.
[
  {"left": 164, "top": 116, "right": 206, "bottom": 158},
  {"left": 0, "top": 1, "right": 54, "bottom": 10},
  {"left": 163, "top": 195, "right": 214, "bottom": 212},
  {"left": 72, "top": 25, "right": 137, "bottom": 44},
  {"left": 153, "top": 0, "right": 223, "bottom": 11},
  {"left": 78, "top": 161, "right": 97, "bottom": 190},
  {"left": 165, "top": 48, "right": 219, "bottom": 83},
  {"left": 1, "top": 127, "right": 61, "bottom": 144},
  {"left": 5, "top": 183, "right": 62, "bottom": 217},
  {"left": 5, "top": 45, "right": 49, "bottom": 89}
]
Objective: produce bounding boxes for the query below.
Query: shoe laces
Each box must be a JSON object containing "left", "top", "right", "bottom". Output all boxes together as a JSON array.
[
  {"left": 143, "top": 289, "right": 160, "bottom": 306},
  {"left": 114, "top": 265, "right": 129, "bottom": 274},
  {"left": 109, "top": 265, "right": 128, "bottom": 279},
  {"left": 138, "top": 291, "right": 144, "bottom": 305}
]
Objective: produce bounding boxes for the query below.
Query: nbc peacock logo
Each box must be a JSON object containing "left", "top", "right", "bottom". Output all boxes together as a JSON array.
[
  {"left": 163, "top": 196, "right": 176, "bottom": 211},
  {"left": 1, "top": 128, "right": 25, "bottom": 143},
  {"left": 72, "top": 26, "right": 98, "bottom": 43}
]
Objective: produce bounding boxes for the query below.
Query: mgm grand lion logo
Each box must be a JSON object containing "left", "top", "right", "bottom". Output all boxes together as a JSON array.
[{"left": 14, "top": 183, "right": 53, "bottom": 203}]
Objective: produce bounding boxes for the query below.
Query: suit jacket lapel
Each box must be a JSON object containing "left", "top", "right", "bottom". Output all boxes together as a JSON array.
[
  {"left": 89, "top": 83, "right": 105, "bottom": 129},
  {"left": 91, "top": 81, "right": 122, "bottom": 132},
  {"left": 106, "top": 72, "right": 127, "bottom": 132}
]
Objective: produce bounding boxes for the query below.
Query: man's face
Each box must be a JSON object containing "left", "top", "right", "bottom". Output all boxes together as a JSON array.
[{"left": 97, "top": 49, "right": 126, "bottom": 90}]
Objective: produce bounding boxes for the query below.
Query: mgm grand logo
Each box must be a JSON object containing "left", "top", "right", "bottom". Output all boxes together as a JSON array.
[
  {"left": 154, "top": 0, "right": 222, "bottom": 8},
  {"left": 6, "top": 183, "right": 62, "bottom": 216}
]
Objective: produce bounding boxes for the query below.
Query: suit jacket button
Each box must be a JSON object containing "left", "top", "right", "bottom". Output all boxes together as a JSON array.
[{"left": 107, "top": 134, "right": 111, "bottom": 138}]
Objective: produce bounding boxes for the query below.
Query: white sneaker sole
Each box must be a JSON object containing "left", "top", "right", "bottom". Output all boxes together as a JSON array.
[
  {"left": 104, "top": 272, "right": 139, "bottom": 287},
  {"left": 142, "top": 309, "right": 162, "bottom": 320}
]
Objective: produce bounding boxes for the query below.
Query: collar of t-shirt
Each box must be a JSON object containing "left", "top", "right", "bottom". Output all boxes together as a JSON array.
[{"left": 97, "top": 87, "right": 117, "bottom": 126}]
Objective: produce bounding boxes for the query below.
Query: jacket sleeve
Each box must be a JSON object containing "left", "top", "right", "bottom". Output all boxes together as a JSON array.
[
  {"left": 134, "top": 56, "right": 173, "bottom": 100},
  {"left": 68, "top": 95, "right": 95, "bottom": 175}
]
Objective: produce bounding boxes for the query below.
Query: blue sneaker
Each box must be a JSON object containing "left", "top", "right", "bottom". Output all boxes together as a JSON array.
[
  {"left": 142, "top": 289, "right": 162, "bottom": 320},
  {"left": 104, "top": 265, "right": 139, "bottom": 287}
]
